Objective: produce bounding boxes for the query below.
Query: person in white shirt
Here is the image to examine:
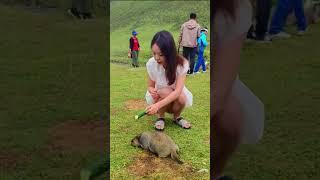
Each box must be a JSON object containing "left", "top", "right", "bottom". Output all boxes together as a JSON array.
[{"left": 145, "top": 30, "right": 193, "bottom": 131}]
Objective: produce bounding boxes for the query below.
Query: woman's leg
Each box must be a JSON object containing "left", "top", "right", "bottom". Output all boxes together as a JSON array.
[
  {"left": 213, "top": 95, "right": 243, "bottom": 179},
  {"left": 157, "top": 88, "right": 190, "bottom": 128},
  {"left": 152, "top": 88, "right": 174, "bottom": 130},
  {"left": 156, "top": 88, "right": 174, "bottom": 118},
  {"left": 171, "top": 92, "right": 186, "bottom": 120},
  {"left": 168, "top": 91, "right": 191, "bottom": 128}
]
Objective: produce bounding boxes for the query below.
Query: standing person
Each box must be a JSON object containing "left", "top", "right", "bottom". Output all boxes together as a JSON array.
[
  {"left": 128, "top": 30, "right": 140, "bottom": 68},
  {"left": 213, "top": 0, "right": 264, "bottom": 179},
  {"left": 194, "top": 27, "right": 208, "bottom": 73},
  {"left": 247, "top": 0, "right": 272, "bottom": 42},
  {"left": 269, "top": 0, "right": 307, "bottom": 38},
  {"left": 178, "top": 13, "right": 201, "bottom": 75},
  {"left": 67, "top": 0, "right": 93, "bottom": 19},
  {"left": 145, "top": 30, "right": 192, "bottom": 131}
]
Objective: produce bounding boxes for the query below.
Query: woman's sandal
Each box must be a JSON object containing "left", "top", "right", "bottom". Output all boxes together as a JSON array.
[
  {"left": 154, "top": 118, "right": 165, "bottom": 131},
  {"left": 174, "top": 117, "right": 191, "bottom": 129}
]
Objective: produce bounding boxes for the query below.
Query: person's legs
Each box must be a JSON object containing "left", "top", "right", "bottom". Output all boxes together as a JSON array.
[
  {"left": 195, "top": 50, "right": 205, "bottom": 73},
  {"left": 255, "top": 0, "right": 272, "bottom": 39},
  {"left": 182, "top": 47, "right": 191, "bottom": 74},
  {"left": 247, "top": 24, "right": 255, "bottom": 39},
  {"left": 169, "top": 91, "right": 191, "bottom": 129},
  {"left": 201, "top": 52, "right": 206, "bottom": 72},
  {"left": 135, "top": 51, "right": 139, "bottom": 67},
  {"left": 171, "top": 92, "right": 186, "bottom": 119},
  {"left": 68, "top": 0, "right": 81, "bottom": 18},
  {"left": 131, "top": 51, "right": 138, "bottom": 67},
  {"left": 83, "top": 0, "right": 94, "bottom": 19},
  {"left": 293, "top": 0, "right": 307, "bottom": 32},
  {"left": 269, "top": 0, "right": 291, "bottom": 35},
  {"left": 189, "top": 47, "right": 197, "bottom": 74},
  {"left": 157, "top": 88, "right": 191, "bottom": 129},
  {"left": 156, "top": 88, "right": 174, "bottom": 117},
  {"left": 194, "top": 51, "right": 202, "bottom": 73},
  {"left": 153, "top": 88, "right": 174, "bottom": 130},
  {"left": 213, "top": 95, "right": 243, "bottom": 179}
]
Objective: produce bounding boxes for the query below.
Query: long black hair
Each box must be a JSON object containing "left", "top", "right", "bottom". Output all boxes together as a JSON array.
[{"left": 151, "top": 30, "right": 184, "bottom": 85}]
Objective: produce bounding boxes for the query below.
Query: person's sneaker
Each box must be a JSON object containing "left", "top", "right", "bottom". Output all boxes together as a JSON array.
[
  {"left": 194, "top": 71, "right": 200, "bottom": 74},
  {"left": 297, "top": 30, "right": 306, "bottom": 36},
  {"left": 270, "top": 31, "right": 291, "bottom": 39},
  {"left": 202, "top": 70, "right": 206, "bottom": 73},
  {"left": 254, "top": 35, "right": 272, "bottom": 43},
  {"left": 245, "top": 37, "right": 254, "bottom": 43},
  {"left": 82, "top": 12, "right": 93, "bottom": 19}
]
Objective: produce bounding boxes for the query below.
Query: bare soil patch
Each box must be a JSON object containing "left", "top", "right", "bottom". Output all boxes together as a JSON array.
[{"left": 127, "top": 152, "right": 197, "bottom": 179}]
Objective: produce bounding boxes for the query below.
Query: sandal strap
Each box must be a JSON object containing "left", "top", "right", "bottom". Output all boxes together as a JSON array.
[
  {"left": 175, "top": 117, "right": 183, "bottom": 122},
  {"left": 155, "top": 118, "right": 165, "bottom": 131},
  {"left": 156, "top": 117, "right": 165, "bottom": 122},
  {"left": 174, "top": 117, "right": 191, "bottom": 129}
]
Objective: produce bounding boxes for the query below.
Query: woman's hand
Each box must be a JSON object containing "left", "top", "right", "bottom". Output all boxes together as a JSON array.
[
  {"left": 145, "top": 103, "right": 160, "bottom": 115},
  {"left": 148, "top": 87, "right": 160, "bottom": 101}
]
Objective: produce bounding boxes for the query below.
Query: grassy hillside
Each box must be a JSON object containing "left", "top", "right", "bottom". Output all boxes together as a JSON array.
[{"left": 110, "top": 1, "right": 210, "bottom": 64}]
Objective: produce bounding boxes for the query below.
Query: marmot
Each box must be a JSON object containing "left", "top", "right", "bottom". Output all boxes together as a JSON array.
[{"left": 131, "top": 131, "right": 183, "bottom": 164}]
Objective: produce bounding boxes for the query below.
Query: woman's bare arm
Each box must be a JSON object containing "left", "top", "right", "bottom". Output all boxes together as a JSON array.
[{"left": 213, "top": 33, "right": 246, "bottom": 116}]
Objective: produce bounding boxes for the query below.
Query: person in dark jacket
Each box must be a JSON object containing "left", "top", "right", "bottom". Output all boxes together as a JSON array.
[{"left": 178, "top": 13, "right": 201, "bottom": 75}]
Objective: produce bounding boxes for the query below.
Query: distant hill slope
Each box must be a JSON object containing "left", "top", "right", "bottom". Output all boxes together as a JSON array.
[{"left": 110, "top": 1, "right": 210, "bottom": 64}]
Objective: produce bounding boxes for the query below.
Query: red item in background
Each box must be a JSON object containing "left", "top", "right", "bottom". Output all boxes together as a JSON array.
[{"left": 132, "top": 37, "right": 139, "bottom": 51}]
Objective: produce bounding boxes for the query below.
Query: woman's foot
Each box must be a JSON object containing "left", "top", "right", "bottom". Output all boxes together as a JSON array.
[
  {"left": 154, "top": 118, "right": 165, "bottom": 131},
  {"left": 174, "top": 117, "right": 191, "bottom": 129}
]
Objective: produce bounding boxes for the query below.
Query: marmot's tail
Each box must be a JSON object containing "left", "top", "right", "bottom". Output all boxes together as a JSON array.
[{"left": 171, "top": 151, "right": 183, "bottom": 164}]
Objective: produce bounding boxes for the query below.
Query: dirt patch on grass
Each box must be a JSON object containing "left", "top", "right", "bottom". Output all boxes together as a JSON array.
[
  {"left": 127, "top": 152, "right": 197, "bottom": 178},
  {"left": 125, "top": 99, "right": 147, "bottom": 110},
  {"left": 46, "top": 120, "right": 108, "bottom": 153},
  {"left": 0, "top": 150, "right": 29, "bottom": 170}
]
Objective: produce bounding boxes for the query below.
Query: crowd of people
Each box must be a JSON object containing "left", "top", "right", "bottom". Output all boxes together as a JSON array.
[
  {"left": 128, "top": 12, "right": 209, "bottom": 76},
  {"left": 247, "top": 0, "right": 311, "bottom": 42}
]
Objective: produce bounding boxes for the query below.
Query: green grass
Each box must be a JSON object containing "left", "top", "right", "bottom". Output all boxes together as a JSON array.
[
  {"left": 110, "top": 1, "right": 210, "bottom": 179},
  {"left": 110, "top": 64, "right": 210, "bottom": 179},
  {"left": 225, "top": 24, "right": 320, "bottom": 179},
  {"left": 110, "top": 2, "right": 210, "bottom": 178},
  {"left": 110, "top": 1, "right": 210, "bottom": 64},
  {"left": 0, "top": 4, "right": 107, "bottom": 179}
]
